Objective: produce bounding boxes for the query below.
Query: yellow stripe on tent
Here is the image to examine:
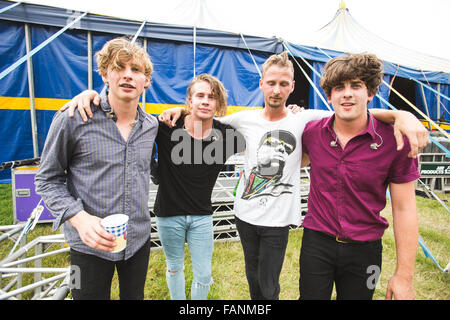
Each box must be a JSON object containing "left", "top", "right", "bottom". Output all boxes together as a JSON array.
[
  {"left": 0, "top": 96, "right": 262, "bottom": 115},
  {"left": 421, "top": 120, "right": 450, "bottom": 131},
  {"left": 0, "top": 97, "right": 69, "bottom": 110}
]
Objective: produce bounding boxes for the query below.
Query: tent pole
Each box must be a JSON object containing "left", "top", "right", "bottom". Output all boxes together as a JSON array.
[
  {"left": 87, "top": 31, "right": 92, "bottom": 90},
  {"left": 193, "top": 26, "right": 196, "bottom": 78},
  {"left": 24, "top": 23, "right": 39, "bottom": 158},
  {"left": 411, "top": 77, "right": 450, "bottom": 102},
  {"left": 419, "top": 82, "right": 430, "bottom": 119},
  {"left": 142, "top": 38, "right": 147, "bottom": 111},
  {"left": 437, "top": 84, "right": 441, "bottom": 119}
]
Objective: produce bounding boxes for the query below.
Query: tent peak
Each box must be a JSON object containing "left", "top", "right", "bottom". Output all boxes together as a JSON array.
[{"left": 339, "top": 1, "right": 347, "bottom": 10}]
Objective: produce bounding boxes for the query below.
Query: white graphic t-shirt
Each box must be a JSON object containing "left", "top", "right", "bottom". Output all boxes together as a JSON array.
[{"left": 220, "top": 109, "right": 331, "bottom": 227}]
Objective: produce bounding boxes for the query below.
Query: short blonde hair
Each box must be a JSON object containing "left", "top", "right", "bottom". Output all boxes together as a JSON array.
[
  {"left": 262, "top": 51, "right": 294, "bottom": 79},
  {"left": 96, "top": 37, "right": 153, "bottom": 79},
  {"left": 185, "top": 74, "right": 228, "bottom": 117}
]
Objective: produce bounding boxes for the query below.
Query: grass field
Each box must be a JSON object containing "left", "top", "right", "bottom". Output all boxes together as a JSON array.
[{"left": 0, "top": 183, "right": 448, "bottom": 300}]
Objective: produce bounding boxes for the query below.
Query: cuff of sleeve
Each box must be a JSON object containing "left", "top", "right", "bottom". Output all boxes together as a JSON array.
[{"left": 52, "top": 198, "right": 84, "bottom": 232}]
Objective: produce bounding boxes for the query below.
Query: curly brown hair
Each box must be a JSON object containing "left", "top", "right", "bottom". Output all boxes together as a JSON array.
[
  {"left": 185, "top": 74, "right": 228, "bottom": 117},
  {"left": 320, "top": 53, "right": 383, "bottom": 97}
]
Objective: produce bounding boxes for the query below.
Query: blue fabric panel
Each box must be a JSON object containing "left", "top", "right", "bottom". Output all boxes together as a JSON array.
[
  {"left": 441, "top": 85, "right": 450, "bottom": 121},
  {"left": 92, "top": 33, "right": 120, "bottom": 92},
  {"left": 146, "top": 40, "right": 267, "bottom": 107},
  {"left": 383, "top": 61, "right": 450, "bottom": 86},
  {"left": 36, "top": 109, "right": 57, "bottom": 154},
  {"left": 0, "top": 20, "right": 27, "bottom": 97},
  {"left": 308, "top": 62, "right": 330, "bottom": 110},
  {"left": 0, "top": 21, "right": 29, "bottom": 182},
  {"left": 194, "top": 44, "right": 266, "bottom": 107},
  {"left": 30, "top": 24, "right": 88, "bottom": 99},
  {"left": 308, "top": 62, "right": 391, "bottom": 110},
  {"left": 370, "top": 75, "right": 391, "bottom": 109},
  {"left": 0, "top": 110, "right": 34, "bottom": 182},
  {"left": 146, "top": 39, "right": 195, "bottom": 105}
]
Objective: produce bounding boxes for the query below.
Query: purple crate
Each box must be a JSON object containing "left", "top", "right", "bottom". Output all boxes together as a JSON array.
[{"left": 13, "top": 167, "right": 54, "bottom": 223}]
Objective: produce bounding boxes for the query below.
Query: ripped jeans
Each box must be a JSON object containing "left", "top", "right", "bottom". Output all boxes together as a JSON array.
[{"left": 156, "top": 215, "right": 213, "bottom": 300}]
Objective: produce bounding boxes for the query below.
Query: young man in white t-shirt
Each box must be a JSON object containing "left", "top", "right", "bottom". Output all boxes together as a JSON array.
[
  {"left": 159, "top": 52, "right": 428, "bottom": 300},
  {"left": 216, "top": 53, "right": 330, "bottom": 299}
]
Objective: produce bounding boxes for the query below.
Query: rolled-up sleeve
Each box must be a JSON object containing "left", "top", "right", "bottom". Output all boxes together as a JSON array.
[{"left": 35, "top": 112, "right": 84, "bottom": 231}]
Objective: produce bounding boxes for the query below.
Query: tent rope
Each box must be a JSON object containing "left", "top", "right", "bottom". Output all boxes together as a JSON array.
[
  {"left": 282, "top": 41, "right": 333, "bottom": 111},
  {"left": 131, "top": 20, "right": 147, "bottom": 43},
  {"left": 383, "top": 80, "right": 450, "bottom": 139},
  {"left": 0, "top": 11, "right": 88, "bottom": 82},
  {"left": 412, "top": 75, "right": 450, "bottom": 121},
  {"left": 240, "top": 33, "right": 262, "bottom": 78},
  {"left": 418, "top": 236, "right": 450, "bottom": 273},
  {"left": 0, "top": 1, "right": 21, "bottom": 14},
  {"left": 415, "top": 73, "right": 450, "bottom": 103}
]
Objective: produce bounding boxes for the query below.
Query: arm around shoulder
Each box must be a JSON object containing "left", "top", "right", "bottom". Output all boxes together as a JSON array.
[{"left": 369, "top": 109, "right": 429, "bottom": 158}]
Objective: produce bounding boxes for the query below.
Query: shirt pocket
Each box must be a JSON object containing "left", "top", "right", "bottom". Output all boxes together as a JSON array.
[
  {"left": 345, "top": 161, "right": 388, "bottom": 191},
  {"left": 138, "top": 141, "right": 153, "bottom": 172}
]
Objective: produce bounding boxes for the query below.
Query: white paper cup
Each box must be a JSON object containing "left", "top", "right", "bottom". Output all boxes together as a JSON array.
[{"left": 101, "top": 214, "right": 129, "bottom": 253}]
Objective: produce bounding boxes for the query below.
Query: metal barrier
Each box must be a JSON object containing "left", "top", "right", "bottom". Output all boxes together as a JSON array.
[
  {"left": 0, "top": 228, "right": 70, "bottom": 300},
  {"left": 417, "top": 153, "right": 450, "bottom": 193}
]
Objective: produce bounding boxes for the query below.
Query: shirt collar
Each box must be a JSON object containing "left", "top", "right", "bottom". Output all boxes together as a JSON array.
[
  {"left": 99, "top": 89, "right": 145, "bottom": 122},
  {"left": 323, "top": 112, "right": 378, "bottom": 140}
]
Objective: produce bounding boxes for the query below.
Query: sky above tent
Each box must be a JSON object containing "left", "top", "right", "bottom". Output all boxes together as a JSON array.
[{"left": 16, "top": 0, "right": 450, "bottom": 61}]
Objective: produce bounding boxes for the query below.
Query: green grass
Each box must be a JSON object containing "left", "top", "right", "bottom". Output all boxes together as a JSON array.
[{"left": 0, "top": 184, "right": 448, "bottom": 300}]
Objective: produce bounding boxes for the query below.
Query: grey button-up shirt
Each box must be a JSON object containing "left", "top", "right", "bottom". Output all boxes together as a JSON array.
[{"left": 35, "top": 92, "right": 158, "bottom": 261}]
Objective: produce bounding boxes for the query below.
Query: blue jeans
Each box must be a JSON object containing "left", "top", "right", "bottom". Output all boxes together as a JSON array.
[{"left": 156, "top": 215, "right": 213, "bottom": 300}]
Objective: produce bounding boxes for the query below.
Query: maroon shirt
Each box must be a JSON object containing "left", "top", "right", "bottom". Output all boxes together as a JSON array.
[{"left": 302, "top": 113, "right": 420, "bottom": 241}]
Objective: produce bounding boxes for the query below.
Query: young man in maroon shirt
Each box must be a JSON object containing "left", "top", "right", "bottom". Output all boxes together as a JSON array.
[{"left": 300, "top": 53, "right": 420, "bottom": 300}]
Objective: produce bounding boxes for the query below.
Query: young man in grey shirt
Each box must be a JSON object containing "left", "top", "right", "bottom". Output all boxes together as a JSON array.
[{"left": 35, "top": 38, "right": 158, "bottom": 300}]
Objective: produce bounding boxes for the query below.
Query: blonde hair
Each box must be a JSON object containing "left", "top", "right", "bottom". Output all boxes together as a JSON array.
[
  {"left": 262, "top": 51, "right": 294, "bottom": 79},
  {"left": 96, "top": 38, "right": 153, "bottom": 80},
  {"left": 185, "top": 74, "right": 228, "bottom": 117}
]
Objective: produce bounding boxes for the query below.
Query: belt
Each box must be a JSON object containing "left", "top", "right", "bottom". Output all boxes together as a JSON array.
[{"left": 320, "top": 231, "right": 376, "bottom": 244}]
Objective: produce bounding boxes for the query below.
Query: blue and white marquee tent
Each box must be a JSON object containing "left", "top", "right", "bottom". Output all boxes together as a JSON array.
[{"left": 0, "top": 0, "right": 449, "bottom": 182}]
